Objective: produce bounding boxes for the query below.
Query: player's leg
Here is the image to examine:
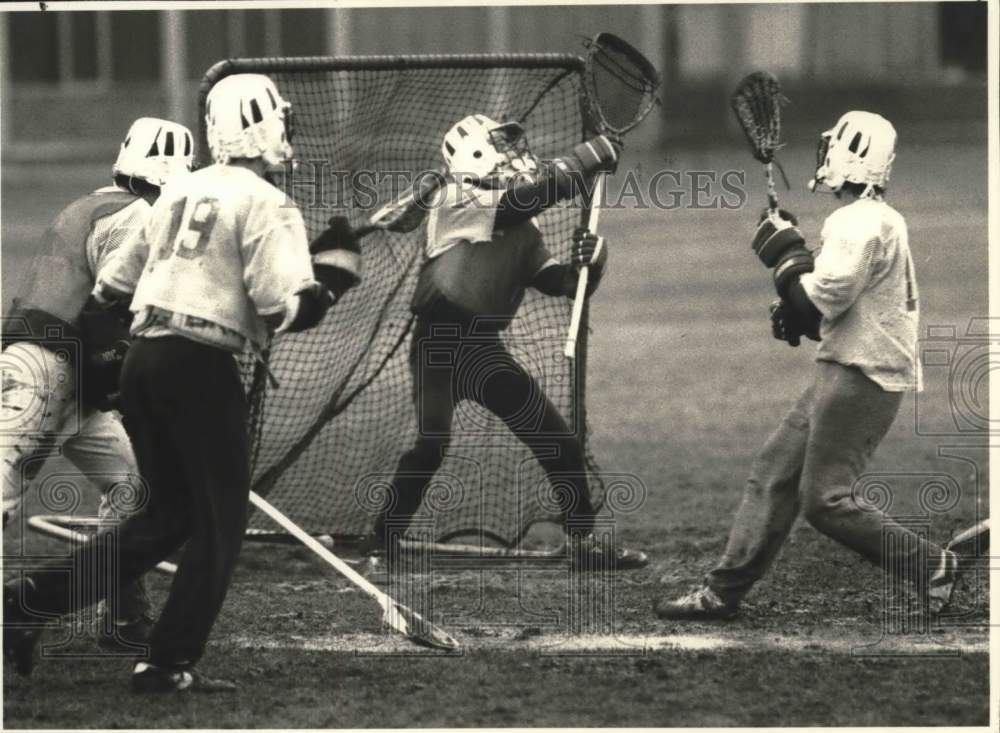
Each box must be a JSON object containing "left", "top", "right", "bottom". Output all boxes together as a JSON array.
[
  {"left": 372, "top": 314, "right": 457, "bottom": 548},
  {"left": 61, "top": 410, "right": 153, "bottom": 648},
  {"left": 655, "top": 384, "right": 812, "bottom": 619},
  {"left": 136, "top": 337, "right": 249, "bottom": 673},
  {"left": 466, "top": 338, "right": 646, "bottom": 567},
  {"left": 1, "top": 342, "right": 78, "bottom": 524},
  {"left": 5, "top": 340, "right": 191, "bottom": 675},
  {"left": 463, "top": 337, "right": 596, "bottom": 525},
  {"left": 799, "top": 361, "right": 954, "bottom": 609}
]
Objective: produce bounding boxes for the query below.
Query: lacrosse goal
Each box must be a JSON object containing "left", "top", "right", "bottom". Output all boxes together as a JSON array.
[{"left": 198, "top": 54, "right": 606, "bottom": 548}]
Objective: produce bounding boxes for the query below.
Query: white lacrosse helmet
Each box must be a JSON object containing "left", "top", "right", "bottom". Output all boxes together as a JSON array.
[
  {"left": 205, "top": 73, "right": 293, "bottom": 167},
  {"left": 112, "top": 118, "right": 193, "bottom": 188},
  {"left": 810, "top": 111, "right": 896, "bottom": 195},
  {"left": 441, "top": 114, "right": 538, "bottom": 185}
]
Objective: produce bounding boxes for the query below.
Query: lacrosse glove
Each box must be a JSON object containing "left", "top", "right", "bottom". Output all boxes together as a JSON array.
[
  {"left": 571, "top": 227, "right": 608, "bottom": 296},
  {"left": 769, "top": 298, "right": 820, "bottom": 348},
  {"left": 310, "top": 216, "right": 362, "bottom": 299}
]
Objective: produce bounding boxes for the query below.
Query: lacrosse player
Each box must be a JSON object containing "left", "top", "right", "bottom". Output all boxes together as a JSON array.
[
  {"left": 367, "top": 114, "right": 646, "bottom": 569},
  {"left": 1, "top": 118, "right": 193, "bottom": 650},
  {"left": 656, "top": 111, "right": 970, "bottom": 620},
  {"left": 3, "top": 74, "right": 360, "bottom": 692}
]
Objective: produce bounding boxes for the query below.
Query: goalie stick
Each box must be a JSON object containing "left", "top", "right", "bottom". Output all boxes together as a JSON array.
[{"left": 564, "top": 32, "right": 660, "bottom": 359}]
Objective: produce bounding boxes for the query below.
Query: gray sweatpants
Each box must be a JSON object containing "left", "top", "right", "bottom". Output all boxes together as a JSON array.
[
  {"left": 708, "top": 360, "right": 941, "bottom": 601},
  {"left": 1, "top": 342, "right": 149, "bottom": 623}
]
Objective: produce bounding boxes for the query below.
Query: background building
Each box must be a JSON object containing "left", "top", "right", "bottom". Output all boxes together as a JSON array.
[{"left": 0, "top": 3, "right": 988, "bottom": 159}]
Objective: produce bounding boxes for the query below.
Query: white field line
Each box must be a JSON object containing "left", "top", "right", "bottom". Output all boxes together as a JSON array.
[{"left": 225, "top": 630, "right": 988, "bottom": 656}]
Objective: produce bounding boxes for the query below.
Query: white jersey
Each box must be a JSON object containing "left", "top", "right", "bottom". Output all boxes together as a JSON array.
[
  {"left": 801, "top": 198, "right": 921, "bottom": 392},
  {"left": 100, "top": 164, "right": 316, "bottom": 351}
]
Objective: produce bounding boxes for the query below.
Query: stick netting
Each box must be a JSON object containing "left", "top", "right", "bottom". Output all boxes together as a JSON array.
[{"left": 199, "top": 56, "right": 604, "bottom": 546}]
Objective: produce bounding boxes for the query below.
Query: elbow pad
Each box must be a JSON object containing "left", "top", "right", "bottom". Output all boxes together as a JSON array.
[
  {"left": 750, "top": 215, "right": 814, "bottom": 300},
  {"left": 549, "top": 135, "right": 621, "bottom": 200}
]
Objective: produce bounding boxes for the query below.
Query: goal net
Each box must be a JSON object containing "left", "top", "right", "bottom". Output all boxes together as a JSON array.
[{"left": 197, "top": 55, "right": 606, "bottom": 547}]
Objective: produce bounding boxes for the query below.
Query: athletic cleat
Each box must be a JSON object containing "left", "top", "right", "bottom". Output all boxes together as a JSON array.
[
  {"left": 130, "top": 662, "right": 237, "bottom": 694},
  {"left": 3, "top": 579, "right": 43, "bottom": 677},
  {"left": 568, "top": 533, "right": 649, "bottom": 570},
  {"left": 928, "top": 549, "right": 960, "bottom": 615},
  {"left": 97, "top": 613, "right": 154, "bottom": 655},
  {"left": 654, "top": 586, "right": 739, "bottom": 621},
  {"left": 946, "top": 519, "right": 989, "bottom": 558}
]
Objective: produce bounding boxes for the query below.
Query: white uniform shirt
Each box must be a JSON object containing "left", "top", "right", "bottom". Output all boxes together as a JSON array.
[
  {"left": 801, "top": 198, "right": 922, "bottom": 392},
  {"left": 99, "top": 164, "right": 315, "bottom": 352},
  {"left": 425, "top": 182, "right": 502, "bottom": 260}
]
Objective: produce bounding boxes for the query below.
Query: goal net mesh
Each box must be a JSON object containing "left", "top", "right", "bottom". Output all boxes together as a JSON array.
[{"left": 198, "top": 55, "right": 606, "bottom": 546}]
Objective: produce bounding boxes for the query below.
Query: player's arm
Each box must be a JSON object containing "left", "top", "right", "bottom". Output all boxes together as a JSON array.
[
  {"left": 750, "top": 209, "right": 822, "bottom": 343},
  {"left": 532, "top": 227, "right": 608, "bottom": 298},
  {"left": 244, "top": 205, "right": 360, "bottom": 334},
  {"left": 494, "top": 136, "right": 620, "bottom": 227},
  {"left": 308, "top": 216, "right": 362, "bottom": 302},
  {"left": 92, "top": 215, "right": 153, "bottom": 306},
  {"left": 797, "top": 222, "right": 877, "bottom": 321}
]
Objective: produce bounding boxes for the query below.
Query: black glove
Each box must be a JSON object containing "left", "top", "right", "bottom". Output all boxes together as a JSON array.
[
  {"left": 310, "top": 216, "right": 362, "bottom": 299},
  {"left": 571, "top": 226, "right": 608, "bottom": 296},
  {"left": 769, "top": 298, "right": 820, "bottom": 348},
  {"left": 78, "top": 294, "right": 132, "bottom": 411}
]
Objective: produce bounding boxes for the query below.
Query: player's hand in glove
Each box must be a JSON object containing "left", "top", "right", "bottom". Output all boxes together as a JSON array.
[
  {"left": 571, "top": 227, "right": 608, "bottom": 296},
  {"left": 310, "top": 216, "right": 362, "bottom": 299},
  {"left": 769, "top": 298, "right": 820, "bottom": 347}
]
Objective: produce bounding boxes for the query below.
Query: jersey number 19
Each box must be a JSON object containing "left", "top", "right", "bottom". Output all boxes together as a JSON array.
[{"left": 162, "top": 197, "right": 220, "bottom": 260}]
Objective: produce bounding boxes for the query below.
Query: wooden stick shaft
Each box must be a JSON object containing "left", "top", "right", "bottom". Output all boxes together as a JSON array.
[
  {"left": 249, "top": 491, "right": 388, "bottom": 603},
  {"left": 766, "top": 162, "right": 778, "bottom": 213},
  {"left": 564, "top": 174, "right": 605, "bottom": 359}
]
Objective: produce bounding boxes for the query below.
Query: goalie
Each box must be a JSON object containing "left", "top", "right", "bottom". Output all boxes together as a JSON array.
[{"left": 368, "top": 114, "right": 647, "bottom": 569}]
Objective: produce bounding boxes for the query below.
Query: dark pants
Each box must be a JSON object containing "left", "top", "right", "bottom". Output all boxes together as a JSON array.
[
  {"left": 21, "top": 337, "right": 250, "bottom": 669},
  {"left": 376, "top": 306, "right": 596, "bottom": 539}
]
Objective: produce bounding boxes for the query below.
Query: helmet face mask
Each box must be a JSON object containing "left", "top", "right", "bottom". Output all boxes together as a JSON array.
[
  {"left": 113, "top": 117, "right": 194, "bottom": 188},
  {"left": 809, "top": 111, "right": 896, "bottom": 197},
  {"left": 206, "top": 74, "right": 295, "bottom": 169},
  {"left": 442, "top": 115, "right": 538, "bottom": 186}
]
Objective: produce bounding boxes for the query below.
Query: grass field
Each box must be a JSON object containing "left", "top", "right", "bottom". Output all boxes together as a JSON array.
[{"left": 2, "top": 139, "right": 990, "bottom": 727}]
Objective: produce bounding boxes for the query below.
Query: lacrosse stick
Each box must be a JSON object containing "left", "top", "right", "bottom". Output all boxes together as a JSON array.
[
  {"left": 564, "top": 32, "right": 660, "bottom": 359},
  {"left": 248, "top": 491, "right": 460, "bottom": 652},
  {"left": 730, "top": 71, "right": 789, "bottom": 218},
  {"left": 350, "top": 167, "right": 449, "bottom": 240}
]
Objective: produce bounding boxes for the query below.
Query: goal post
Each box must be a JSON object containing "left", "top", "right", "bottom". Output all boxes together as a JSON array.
[{"left": 197, "top": 54, "right": 605, "bottom": 548}]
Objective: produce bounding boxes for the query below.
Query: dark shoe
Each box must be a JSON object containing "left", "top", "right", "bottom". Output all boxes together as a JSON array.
[
  {"left": 654, "top": 586, "right": 739, "bottom": 621},
  {"left": 97, "top": 613, "right": 154, "bottom": 654},
  {"left": 928, "top": 549, "right": 961, "bottom": 615},
  {"left": 3, "top": 579, "right": 43, "bottom": 676},
  {"left": 569, "top": 533, "right": 649, "bottom": 570},
  {"left": 947, "top": 519, "right": 990, "bottom": 558},
  {"left": 130, "top": 662, "right": 237, "bottom": 694}
]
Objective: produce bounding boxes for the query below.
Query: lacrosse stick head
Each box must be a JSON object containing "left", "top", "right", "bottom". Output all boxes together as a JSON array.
[
  {"left": 581, "top": 32, "right": 661, "bottom": 138},
  {"left": 381, "top": 598, "right": 461, "bottom": 651},
  {"left": 730, "top": 71, "right": 787, "bottom": 165}
]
